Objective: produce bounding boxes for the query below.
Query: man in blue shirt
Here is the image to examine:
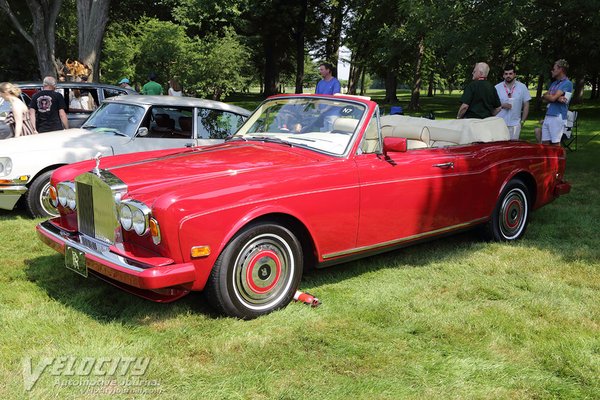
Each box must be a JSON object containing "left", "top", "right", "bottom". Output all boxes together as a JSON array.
[
  {"left": 541, "top": 59, "right": 573, "bottom": 145},
  {"left": 315, "top": 63, "right": 341, "bottom": 95}
]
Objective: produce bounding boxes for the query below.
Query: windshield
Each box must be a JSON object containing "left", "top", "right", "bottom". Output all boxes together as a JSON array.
[
  {"left": 234, "top": 97, "right": 366, "bottom": 155},
  {"left": 82, "top": 102, "right": 145, "bottom": 137}
]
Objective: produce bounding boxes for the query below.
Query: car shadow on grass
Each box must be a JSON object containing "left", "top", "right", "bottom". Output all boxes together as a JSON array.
[
  {"left": 23, "top": 217, "right": 583, "bottom": 323},
  {"left": 23, "top": 255, "right": 223, "bottom": 324},
  {"left": 22, "top": 231, "right": 482, "bottom": 323},
  {"left": 0, "top": 207, "right": 30, "bottom": 221}
]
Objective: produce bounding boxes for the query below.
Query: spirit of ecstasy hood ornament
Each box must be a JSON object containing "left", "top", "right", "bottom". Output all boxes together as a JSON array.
[{"left": 93, "top": 152, "right": 102, "bottom": 176}]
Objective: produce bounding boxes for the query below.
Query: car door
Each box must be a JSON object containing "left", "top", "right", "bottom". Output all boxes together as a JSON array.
[
  {"left": 354, "top": 143, "right": 481, "bottom": 249},
  {"left": 119, "top": 105, "right": 198, "bottom": 152}
]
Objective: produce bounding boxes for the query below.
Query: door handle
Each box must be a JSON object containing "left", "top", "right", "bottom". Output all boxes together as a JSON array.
[
  {"left": 185, "top": 143, "right": 194, "bottom": 147},
  {"left": 433, "top": 162, "right": 454, "bottom": 169}
]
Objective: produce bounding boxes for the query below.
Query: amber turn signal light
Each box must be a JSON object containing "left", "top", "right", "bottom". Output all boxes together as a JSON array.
[
  {"left": 149, "top": 218, "right": 161, "bottom": 245},
  {"left": 48, "top": 186, "right": 58, "bottom": 207},
  {"left": 190, "top": 246, "right": 211, "bottom": 258}
]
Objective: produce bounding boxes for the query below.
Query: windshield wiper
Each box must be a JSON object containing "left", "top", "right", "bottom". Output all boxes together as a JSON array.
[
  {"left": 94, "top": 127, "right": 128, "bottom": 137},
  {"left": 286, "top": 136, "right": 316, "bottom": 142},
  {"left": 246, "top": 136, "right": 293, "bottom": 146},
  {"left": 81, "top": 124, "right": 96, "bottom": 129}
]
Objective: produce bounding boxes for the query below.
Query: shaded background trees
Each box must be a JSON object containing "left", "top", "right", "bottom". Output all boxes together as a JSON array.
[{"left": 1, "top": 0, "right": 598, "bottom": 103}]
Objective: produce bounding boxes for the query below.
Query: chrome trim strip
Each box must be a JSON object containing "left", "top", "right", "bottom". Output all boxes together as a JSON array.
[
  {"left": 0, "top": 176, "right": 30, "bottom": 184},
  {"left": 0, "top": 185, "right": 28, "bottom": 194},
  {"left": 322, "top": 217, "right": 488, "bottom": 259},
  {"left": 39, "top": 220, "right": 145, "bottom": 272}
]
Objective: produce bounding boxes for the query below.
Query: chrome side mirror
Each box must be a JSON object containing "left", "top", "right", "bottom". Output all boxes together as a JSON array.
[{"left": 136, "top": 127, "right": 149, "bottom": 137}]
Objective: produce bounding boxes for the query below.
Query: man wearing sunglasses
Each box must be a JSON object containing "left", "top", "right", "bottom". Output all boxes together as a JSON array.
[{"left": 495, "top": 64, "right": 531, "bottom": 140}]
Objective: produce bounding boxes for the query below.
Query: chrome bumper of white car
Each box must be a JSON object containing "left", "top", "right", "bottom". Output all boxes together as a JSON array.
[{"left": 0, "top": 184, "right": 27, "bottom": 210}]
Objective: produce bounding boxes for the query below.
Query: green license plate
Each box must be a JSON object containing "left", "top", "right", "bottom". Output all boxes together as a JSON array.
[{"left": 65, "top": 245, "right": 88, "bottom": 277}]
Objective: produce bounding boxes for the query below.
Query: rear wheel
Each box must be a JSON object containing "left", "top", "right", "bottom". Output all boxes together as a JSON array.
[
  {"left": 205, "top": 222, "right": 303, "bottom": 319},
  {"left": 484, "top": 179, "right": 529, "bottom": 241},
  {"left": 25, "top": 170, "right": 58, "bottom": 218}
]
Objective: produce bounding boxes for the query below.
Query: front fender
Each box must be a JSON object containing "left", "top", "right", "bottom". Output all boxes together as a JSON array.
[{"left": 175, "top": 204, "right": 316, "bottom": 291}]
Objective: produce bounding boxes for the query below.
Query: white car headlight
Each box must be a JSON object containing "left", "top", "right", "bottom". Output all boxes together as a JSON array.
[
  {"left": 132, "top": 208, "right": 148, "bottom": 236},
  {"left": 118, "top": 200, "right": 150, "bottom": 236},
  {"left": 56, "top": 181, "right": 77, "bottom": 210},
  {"left": 118, "top": 203, "right": 133, "bottom": 231},
  {"left": 0, "top": 157, "right": 12, "bottom": 177}
]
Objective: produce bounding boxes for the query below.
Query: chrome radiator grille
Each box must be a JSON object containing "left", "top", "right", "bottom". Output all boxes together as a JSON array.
[
  {"left": 75, "top": 171, "right": 126, "bottom": 244},
  {"left": 76, "top": 182, "right": 95, "bottom": 237}
]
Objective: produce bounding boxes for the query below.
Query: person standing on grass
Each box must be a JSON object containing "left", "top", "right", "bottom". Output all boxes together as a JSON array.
[
  {"left": 457, "top": 62, "right": 501, "bottom": 119},
  {"left": 28, "top": 76, "right": 69, "bottom": 132},
  {"left": 168, "top": 78, "right": 182, "bottom": 96},
  {"left": 0, "top": 82, "right": 37, "bottom": 138},
  {"left": 315, "top": 63, "right": 341, "bottom": 95},
  {"left": 541, "top": 59, "right": 573, "bottom": 146},
  {"left": 141, "top": 73, "right": 163, "bottom": 95},
  {"left": 495, "top": 64, "right": 531, "bottom": 140}
]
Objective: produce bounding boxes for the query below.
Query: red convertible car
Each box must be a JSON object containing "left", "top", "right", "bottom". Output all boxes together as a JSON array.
[{"left": 37, "top": 94, "right": 571, "bottom": 318}]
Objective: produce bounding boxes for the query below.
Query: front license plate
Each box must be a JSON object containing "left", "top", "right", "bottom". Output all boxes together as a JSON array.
[{"left": 65, "top": 245, "right": 88, "bottom": 277}]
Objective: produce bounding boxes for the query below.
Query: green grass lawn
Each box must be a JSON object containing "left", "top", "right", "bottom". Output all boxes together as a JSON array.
[{"left": 1, "top": 92, "right": 598, "bottom": 399}]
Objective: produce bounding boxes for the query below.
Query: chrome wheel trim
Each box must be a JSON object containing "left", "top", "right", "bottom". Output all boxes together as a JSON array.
[
  {"left": 499, "top": 188, "right": 527, "bottom": 240},
  {"left": 39, "top": 180, "right": 58, "bottom": 217},
  {"left": 232, "top": 233, "right": 296, "bottom": 311}
]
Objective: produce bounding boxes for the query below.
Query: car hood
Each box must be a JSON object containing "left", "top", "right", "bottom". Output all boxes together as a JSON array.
[
  {"left": 108, "top": 142, "right": 323, "bottom": 204},
  {"left": 1, "top": 128, "right": 124, "bottom": 155}
]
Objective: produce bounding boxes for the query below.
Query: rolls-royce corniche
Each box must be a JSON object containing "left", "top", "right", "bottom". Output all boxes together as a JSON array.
[{"left": 36, "top": 94, "right": 571, "bottom": 318}]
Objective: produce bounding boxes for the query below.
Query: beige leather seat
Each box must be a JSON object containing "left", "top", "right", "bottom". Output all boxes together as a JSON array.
[
  {"left": 381, "top": 115, "right": 430, "bottom": 149},
  {"left": 380, "top": 115, "right": 509, "bottom": 148},
  {"left": 331, "top": 117, "right": 359, "bottom": 134}
]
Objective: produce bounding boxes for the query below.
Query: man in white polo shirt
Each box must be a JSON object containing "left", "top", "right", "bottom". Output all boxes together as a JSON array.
[{"left": 495, "top": 64, "right": 531, "bottom": 140}]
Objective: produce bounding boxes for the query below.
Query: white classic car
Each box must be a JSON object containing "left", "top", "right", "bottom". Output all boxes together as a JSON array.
[{"left": 0, "top": 95, "right": 250, "bottom": 217}]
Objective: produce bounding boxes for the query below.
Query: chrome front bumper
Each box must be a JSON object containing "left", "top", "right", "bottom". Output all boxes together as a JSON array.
[
  {"left": 0, "top": 184, "right": 27, "bottom": 210},
  {"left": 36, "top": 220, "right": 197, "bottom": 300}
]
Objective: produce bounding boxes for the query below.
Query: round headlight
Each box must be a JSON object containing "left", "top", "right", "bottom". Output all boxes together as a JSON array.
[
  {"left": 132, "top": 208, "right": 147, "bottom": 235},
  {"left": 57, "top": 182, "right": 76, "bottom": 210},
  {"left": 0, "top": 158, "right": 12, "bottom": 176},
  {"left": 58, "top": 185, "right": 69, "bottom": 207},
  {"left": 66, "top": 188, "right": 76, "bottom": 210},
  {"left": 119, "top": 204, "right": 133, "bottom": 231}
]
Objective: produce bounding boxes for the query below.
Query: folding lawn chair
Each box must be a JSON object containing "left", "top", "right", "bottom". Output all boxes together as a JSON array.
[{"left": 561, "top": 110, "right": 578, "bottom": 151}]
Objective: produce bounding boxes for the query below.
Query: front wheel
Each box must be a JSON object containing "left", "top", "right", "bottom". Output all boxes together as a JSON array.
[
  {"left": 25, "top": 170, "right": 58, "bottom": 218},
  {"left": 205, "top": 222, "right": 303, "bottom": 319},
  {"left": 484, "top": 179, "right": 530, "bottom": 241}
]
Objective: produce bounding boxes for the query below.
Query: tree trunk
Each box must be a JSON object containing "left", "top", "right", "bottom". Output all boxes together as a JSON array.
[
  {"left": 535, "top": 74, "right": 545, "bottom": 112},
  {"left": 384, "top": 69, "right": 398, "bottom": 103},
  {"left": 591, "top": 74, "right": 599, "bottom": 99},
  {"left": 1, "top": 0, "right": 63, "bottom": 78},
  {"left": 324, "top": 1, "right": 344, "bottom": 67},
  {"left": 408, "top": 35, "right": 425, "bottom": 111},
  {"left": 347, "top": 47, "right": 364, "bottom": 95},
  {"left": 294, "top": 0, "right": 308, "bottom": 94},
  {"left": 347, "top": 64, "right": 360, "bottom": 95},
  {"left": 263, "top": 40, "right": 279, "bottom": 97},
  {"left": 77, "top": 0, "right": 111, "bottom": 82},
  {"left": 572, "top": 75, "right": 585, "bottom": 105},
  {"left": 427, "top": 70, "right": 434, "bottom": 97},
  {"left": 359, "top": 68, "right": 366, "bottom": 96}
]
